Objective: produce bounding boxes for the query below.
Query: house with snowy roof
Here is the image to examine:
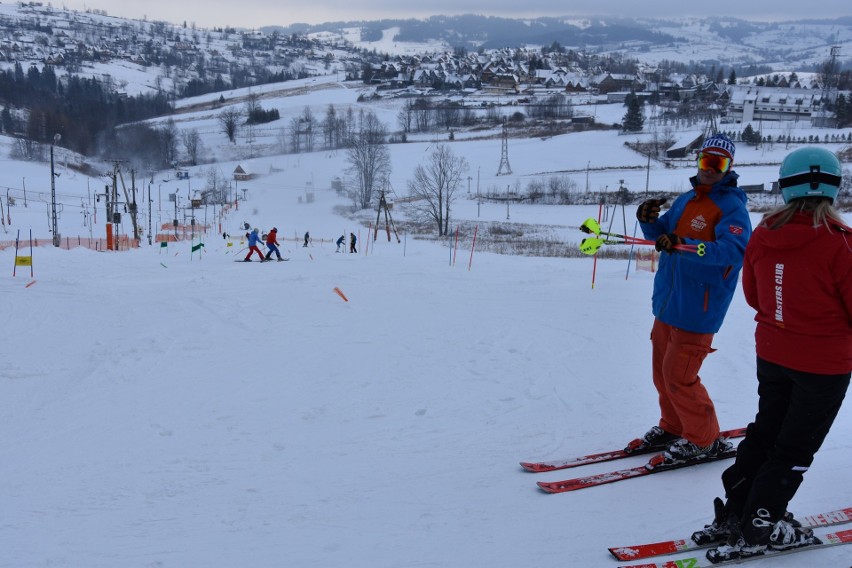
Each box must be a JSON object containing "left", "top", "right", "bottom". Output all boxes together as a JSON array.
[{"left": 723, "top": 85, "right": 824, "bottom": 124}]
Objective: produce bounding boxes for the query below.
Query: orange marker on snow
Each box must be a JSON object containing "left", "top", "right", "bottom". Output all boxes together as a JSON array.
[{"left": 333, "top": 287, "right": 349, "bottom": 302}]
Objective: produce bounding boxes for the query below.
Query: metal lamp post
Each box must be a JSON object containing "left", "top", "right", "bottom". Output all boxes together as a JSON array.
[{"left": 50, "top": 133, "right": 61, "bottom": 246}]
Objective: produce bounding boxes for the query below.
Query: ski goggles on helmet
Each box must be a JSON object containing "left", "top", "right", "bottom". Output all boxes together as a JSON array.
[{"left": 697, "top": 151, "right": 732, "bottom": 174}]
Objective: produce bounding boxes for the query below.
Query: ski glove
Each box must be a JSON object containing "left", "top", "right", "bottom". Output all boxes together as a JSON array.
[
  {"left": 636, "top": 198, "right": 667, "bottom": 224},
  {"left": 655, "top": 233, "right": 682, "bottom": 253}
]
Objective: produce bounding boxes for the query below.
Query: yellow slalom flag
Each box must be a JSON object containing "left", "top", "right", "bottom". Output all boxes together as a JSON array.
[{"left": 15, "top": 256, "right": 32, "bottom": 266}]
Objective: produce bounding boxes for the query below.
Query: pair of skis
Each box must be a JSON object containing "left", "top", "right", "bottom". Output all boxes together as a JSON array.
[
  {"left": 522, "top": 438, "right": 852, "bottom": 564},
  {"left": 609, "top": 507, "right": 852, "bottom": 567},
  {"left": 578, "top": 217, "right": 705, "bottom": 256},
  {"left": 522, "top": 428, "right": 746, "bottom": 494}
]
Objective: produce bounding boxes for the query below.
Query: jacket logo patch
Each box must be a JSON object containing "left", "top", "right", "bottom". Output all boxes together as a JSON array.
[
  {"left": 690, "top": 214, "right": 707, "bottom": 233},
  {"left": 729, "top": 225, "right": 744, "bottom": 235}
]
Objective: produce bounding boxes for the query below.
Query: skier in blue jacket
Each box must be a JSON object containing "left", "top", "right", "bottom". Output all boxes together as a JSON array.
[
  {"left": 630, "top": 133, "right": 752, "bottom": 464},
  {"left": 244, "top": 228, "right": 265, "bottom": 261}
]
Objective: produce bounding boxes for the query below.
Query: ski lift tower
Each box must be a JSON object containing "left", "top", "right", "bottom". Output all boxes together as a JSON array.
[{"left": 496, "top": 120, "right": 512, "bottom": 176}]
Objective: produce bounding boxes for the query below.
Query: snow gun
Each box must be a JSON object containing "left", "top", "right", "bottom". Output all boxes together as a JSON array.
[{"left": 578, "top": 217, "right": 704, "bottom": 256}]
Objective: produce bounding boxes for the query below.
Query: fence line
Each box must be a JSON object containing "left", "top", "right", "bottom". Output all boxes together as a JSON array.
[{"left": 0, "top": 235, "right": 139, "bottom": 251}]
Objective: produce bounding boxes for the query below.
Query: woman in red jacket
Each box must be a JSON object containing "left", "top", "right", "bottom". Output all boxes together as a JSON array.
[{"left": 703, "top": 147, "right": 852, "bottom": 562}]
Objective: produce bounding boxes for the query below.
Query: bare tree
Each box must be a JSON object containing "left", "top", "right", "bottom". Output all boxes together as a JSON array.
[
  {"left": 346, "top": 111, "right": 391, "bottom": 209},
  {"left": 413, "top": 98, "right": 434, "bottom": 132},
  {"left": 181, "top": 128, "right": 202, "bottom": 165},
  {"left": 158, "top": 119, "right": 179, "bottom": 167},
  {"left": 288, "top": 116, "right": 303, "bottom": 153},
  {"left": 300, "top": 106, "right": 315, "bottom": 152},
  {"left": 218, "top": 108, "right": 241, "bottom": 143},
  {"left": 406, "top": 144, "right": 469, "bottom": 236},
  {"left": 397, "top": 99, "right": 414, "bottom": 133},
  {"left": 322, "top": 103, "right": 337, "bottom": 149},
  {"left": 203, "top": 167, "right": 228, "bottom": 204},
  {"left": 244, "top": 90, "right": 260, "bottom": 123}
]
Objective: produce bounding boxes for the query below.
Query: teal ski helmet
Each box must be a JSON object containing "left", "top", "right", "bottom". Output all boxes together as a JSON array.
[{"left": 778, "top": 147, "right": 842, "bottom": 204}]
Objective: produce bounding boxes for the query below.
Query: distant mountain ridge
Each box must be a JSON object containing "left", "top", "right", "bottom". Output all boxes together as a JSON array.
[{"left": 262, "top": 14, "right": 852, "bottom": 69}]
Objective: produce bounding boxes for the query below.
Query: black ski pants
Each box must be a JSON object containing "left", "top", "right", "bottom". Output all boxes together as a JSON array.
[{"left": 722, "top": 357, "right": 850, "bottom": 522}]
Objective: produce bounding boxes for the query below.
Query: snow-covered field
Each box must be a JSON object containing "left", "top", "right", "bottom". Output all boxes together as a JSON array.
[{"left": 1, "top": 77, "right": 851, "bottom": 567}]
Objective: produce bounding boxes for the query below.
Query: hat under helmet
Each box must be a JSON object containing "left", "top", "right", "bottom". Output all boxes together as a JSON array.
[
  {"left": 700, "top": 133, "right": 736, "bottom": 160},
  {"left": 778, "top": 146, "right": 842, "bottom": 204}
]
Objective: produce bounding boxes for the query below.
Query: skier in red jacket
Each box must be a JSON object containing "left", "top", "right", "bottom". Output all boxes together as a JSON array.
[
  {"left": 700, "top": 147, "right": 852, "bottom": 563},
  {"left": 265, "top": 227, "right": 283, "bottom": 261}
]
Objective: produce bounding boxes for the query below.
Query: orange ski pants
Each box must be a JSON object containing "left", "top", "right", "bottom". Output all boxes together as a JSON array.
[{"left": 651, "top": 318, "right": 720, "bottom": 447}]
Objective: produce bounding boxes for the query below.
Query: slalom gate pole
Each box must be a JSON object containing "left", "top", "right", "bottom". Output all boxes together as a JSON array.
[
  {"left": 625, "top": 219, "right": 639, "bottom": 280},
  {"left": 591, "top": 203, "right": 602, "bottom": 289},
  {"left": 28, "top": 229, "right": 33, "bottom": 277},
  {"left": 452, "top": 226, "right": 459, "bottom": 266},
  {"left": 468, "top": 224, "right": 478, "bottom": 271},
  {"left": 12, "top": 229, "right": 19, "bottom": 276},
  {"left": 366, "top": 222, "right": 372, "bottom": 255}
]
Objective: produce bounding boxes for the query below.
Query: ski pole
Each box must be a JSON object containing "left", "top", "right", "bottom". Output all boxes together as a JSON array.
[
  {"left": 578, "top": 218, "right": 704, "bottom": 256},
  {"left": 581, "top": 217, "right": 651, "bottom": 243},
  {"left": 579, "top": 235, "right": 703, "bottom": 256}
]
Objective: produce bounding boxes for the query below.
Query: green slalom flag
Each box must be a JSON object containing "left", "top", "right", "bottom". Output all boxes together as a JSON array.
[
  {"left": 160, "top": 241, "right": 168, "bottom": 248},
  {"left": 192, "top": 243, "right": 204, "bottom": 252}
]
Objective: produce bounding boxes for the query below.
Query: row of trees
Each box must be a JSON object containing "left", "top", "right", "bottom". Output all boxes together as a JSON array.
[{"left": 0, "top": 62, "right": 171, "bottom": 157}]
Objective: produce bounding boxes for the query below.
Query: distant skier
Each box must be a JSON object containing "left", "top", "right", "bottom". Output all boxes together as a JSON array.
[
  {"left": 265, "top": 227, "right": 283, "bottom": 261},
  {"left": 349, "top": 232, "right": 357, "bottom": 254},
  {"left": 244, "top": 228, "right": 265, "bottom": 262},
  {"left": 303, "top": 231, "right": 310, "bottom": 247},
  {"left": 336, "top": 234, "right": 345, "bottom": 252}
]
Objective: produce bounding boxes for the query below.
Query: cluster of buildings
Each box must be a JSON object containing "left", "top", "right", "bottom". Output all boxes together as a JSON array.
[{"left": 367, "top": 50, "right": 845, "bottom": 126}]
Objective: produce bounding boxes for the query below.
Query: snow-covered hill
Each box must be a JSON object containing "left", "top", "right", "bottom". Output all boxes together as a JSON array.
[
  {"left": 3, "top": 86, "right": 852, "bottom": 567},
  {"left": 1, "top": 8, "right": 852, "bottom": 565}
]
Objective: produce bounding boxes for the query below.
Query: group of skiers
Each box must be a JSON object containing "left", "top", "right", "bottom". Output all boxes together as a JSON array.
[
  {"left": 628, "top": 135, "right": 850, "bottom": 563},
  {"left": 242, "top": 227, "right": 283, "bottom": 262},
  {"left": 241, "top": 228, "right": 359, "bottom": 261}
]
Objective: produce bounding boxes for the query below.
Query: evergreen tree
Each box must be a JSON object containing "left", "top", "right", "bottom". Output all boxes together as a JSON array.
[
  {"left": 741, "top": 124, "right": 762, "bottom": 145},
  {"left": 622, "top": 97, "right": 644, "bottom": 132},
  {"left": 727, "top": 69, "right": 737, "bottom": 85},
  {"left": 836, "top": 93, "right": 850, "bottom": 127}
]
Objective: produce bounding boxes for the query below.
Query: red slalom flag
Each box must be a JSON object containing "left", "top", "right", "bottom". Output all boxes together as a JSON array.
[{"left": 333, "top": 287, "right": 349, "bottom": 302}]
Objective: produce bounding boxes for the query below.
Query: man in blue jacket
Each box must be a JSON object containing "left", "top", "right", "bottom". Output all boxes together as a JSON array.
[{"left": 629, "top": 133, "right": 752, "bottom": 465}]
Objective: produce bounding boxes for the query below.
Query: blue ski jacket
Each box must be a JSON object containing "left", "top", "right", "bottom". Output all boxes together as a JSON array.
[{"left": 639, "top": 171, "right": 752, "bottom": 334}]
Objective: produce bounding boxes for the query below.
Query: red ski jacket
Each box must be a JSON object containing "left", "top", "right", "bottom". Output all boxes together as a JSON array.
[{"left": 742, "top": 212, "right": 852, "bottom": 375}]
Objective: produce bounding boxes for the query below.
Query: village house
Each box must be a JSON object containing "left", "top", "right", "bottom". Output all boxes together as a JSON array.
[{"left": 723, "top": 85, "right": 826, "bottom": 124}]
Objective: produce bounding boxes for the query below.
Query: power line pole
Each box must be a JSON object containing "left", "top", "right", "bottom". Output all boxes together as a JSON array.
[{"left": 50, "top": 133, "right": 61, "bottom": 246}]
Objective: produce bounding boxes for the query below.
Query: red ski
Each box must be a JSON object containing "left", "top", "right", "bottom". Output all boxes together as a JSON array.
[
  {"left": 609, "top": 506, "right": 852, "bottom": 561},
  {"left": 537, "top": 449, "right": 737, "bottom": 494},
  {"left": 521, "top": 427, "right": 746, "bottom": 473},
  {"left": 616, "top": 527, "right": 852, "bottom": 567}
]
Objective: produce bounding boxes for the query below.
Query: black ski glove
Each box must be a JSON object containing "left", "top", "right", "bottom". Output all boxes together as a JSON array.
[
  {"left": 637, "top": 198, "right": 667, "bottom": 224},
  {"left": 655, "top": 233, "right": 682, "bottom": 253}
]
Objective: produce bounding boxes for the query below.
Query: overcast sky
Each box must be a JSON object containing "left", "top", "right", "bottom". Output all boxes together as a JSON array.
[{"left": 63, "top": 1, "right": 849, "bottom": 29}]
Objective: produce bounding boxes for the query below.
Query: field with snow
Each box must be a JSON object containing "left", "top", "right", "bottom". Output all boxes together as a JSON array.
[{"left": 1, "top": 76, "right": 851, "bottom": 567}]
